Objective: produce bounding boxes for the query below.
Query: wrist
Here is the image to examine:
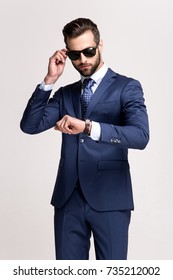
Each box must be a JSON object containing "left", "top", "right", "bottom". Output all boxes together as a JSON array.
[
  {"left": 83, "top": 119, "right": 92, "bottom": 136},
  {"left": 44, "top": 75, "right": 58, "bottom": 85}
]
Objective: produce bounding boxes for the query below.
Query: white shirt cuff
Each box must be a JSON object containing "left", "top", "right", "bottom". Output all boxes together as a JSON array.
[
  {"left": 90, "top": 121, "right": 101, "bottom": 141},
  {"left": 39, "top": 81, "right": 54, "bottom": 91}
]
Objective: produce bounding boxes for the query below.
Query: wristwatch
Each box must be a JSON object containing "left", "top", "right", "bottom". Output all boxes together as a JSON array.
[{"left": 83, "top": 119, "right": 92, "bottom": 136}]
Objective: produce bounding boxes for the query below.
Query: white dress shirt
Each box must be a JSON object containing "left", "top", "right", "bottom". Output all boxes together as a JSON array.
[{"left": 39, "top": 64, "right": 108, "bottom": 140}]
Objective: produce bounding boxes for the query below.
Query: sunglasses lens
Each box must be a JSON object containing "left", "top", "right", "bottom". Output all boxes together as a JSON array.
[
  {"left": 83, "top": 47, "right": 96, "bottom": 57},
  {"left": 67, "top": 51, "right": 80, "bottom": 60}
]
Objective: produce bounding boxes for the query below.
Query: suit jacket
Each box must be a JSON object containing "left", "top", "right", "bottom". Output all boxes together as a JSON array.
[{"left": 20, "top": 68, "right": 149, "bottom": 211}]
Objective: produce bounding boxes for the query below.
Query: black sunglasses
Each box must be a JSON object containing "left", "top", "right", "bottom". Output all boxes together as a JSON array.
[{"left": 66, "top": 46, "right": 98, "bottom": 61}]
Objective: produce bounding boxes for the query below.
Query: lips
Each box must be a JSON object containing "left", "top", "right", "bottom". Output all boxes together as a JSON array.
[{"left": 80, "top": 64, "right": 91, "bottom": 69}]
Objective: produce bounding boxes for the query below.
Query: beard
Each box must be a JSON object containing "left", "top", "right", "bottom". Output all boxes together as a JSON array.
[{"left": 72, "top": 51, "right": 101, "bottom": 77}]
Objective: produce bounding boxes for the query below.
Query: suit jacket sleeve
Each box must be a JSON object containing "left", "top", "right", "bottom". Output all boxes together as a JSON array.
[
  {"left": 100, "top": 80, "right": 149, "bottom": 150},
  {"left": 20, "top": 85, "right": 62, "bottom": 134}
]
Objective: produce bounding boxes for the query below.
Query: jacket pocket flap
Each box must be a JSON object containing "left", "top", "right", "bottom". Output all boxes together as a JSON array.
[{"left": 98, "top": 160, "right": 128, "bottom": 170}]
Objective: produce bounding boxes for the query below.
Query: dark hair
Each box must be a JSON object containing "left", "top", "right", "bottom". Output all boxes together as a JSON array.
[{"left": 62, "top": 18, "right": 100, "bottom": 46}]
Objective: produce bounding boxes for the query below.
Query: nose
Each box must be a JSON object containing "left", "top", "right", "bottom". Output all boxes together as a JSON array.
[{"left": 79, "top": 53, "right": 87, "bottom": 63}]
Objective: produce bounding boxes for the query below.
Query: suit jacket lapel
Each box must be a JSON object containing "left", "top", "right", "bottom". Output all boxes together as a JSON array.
[
  {"left": 72, "top": 81, "right": 82, "bottom": 119},
  {"left": 86, "top": 69, "right": 117, "bottom": 119},
  {"left": 71, "top": 69, "right": 117, "bottom": 120}
]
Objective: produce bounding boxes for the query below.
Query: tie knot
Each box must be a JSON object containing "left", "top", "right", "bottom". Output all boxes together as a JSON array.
[{"left": 82, "top": 78, "right": 95, "bottom": 89}]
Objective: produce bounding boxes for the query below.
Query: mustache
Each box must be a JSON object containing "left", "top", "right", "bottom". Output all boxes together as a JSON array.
[{"left": 79, "top": 63, "right": 91, "bottom": 67}]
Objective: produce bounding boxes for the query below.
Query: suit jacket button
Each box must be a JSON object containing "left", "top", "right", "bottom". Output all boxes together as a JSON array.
[{"left": 80, "top": 139, "right": 84, "bottom": 143}]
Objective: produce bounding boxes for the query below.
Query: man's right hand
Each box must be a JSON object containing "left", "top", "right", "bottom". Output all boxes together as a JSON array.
[{"left": 44, "top": 49, "right": 67, "bottom": 85}]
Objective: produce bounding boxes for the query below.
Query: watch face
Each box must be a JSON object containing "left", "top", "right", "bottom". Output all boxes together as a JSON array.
[{"left": 84, "top": 119, "right": 92, "bottom": 135}]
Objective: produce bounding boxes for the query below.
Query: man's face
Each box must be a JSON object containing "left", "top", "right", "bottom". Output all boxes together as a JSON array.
[{"left": 66, "top": 30, "right": 103, "bottom": 77}]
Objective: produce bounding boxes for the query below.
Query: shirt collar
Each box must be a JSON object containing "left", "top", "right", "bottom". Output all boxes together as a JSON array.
[{"left": 81, "top": 64, "right": 108, "bottom": 85}]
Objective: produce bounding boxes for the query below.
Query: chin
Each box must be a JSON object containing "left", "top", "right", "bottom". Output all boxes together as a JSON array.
[{"left": 80, "top": 70, "right": 91, "bottom": 77}]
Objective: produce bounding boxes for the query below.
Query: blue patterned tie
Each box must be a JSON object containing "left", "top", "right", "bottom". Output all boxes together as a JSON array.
[{"left": 81, "top": 78, "right": 95, "bottom": 119}]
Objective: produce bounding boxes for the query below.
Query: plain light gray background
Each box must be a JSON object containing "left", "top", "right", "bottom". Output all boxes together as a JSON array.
[{"left": 0, "top": 0, "right": 172, "bottom": 260}]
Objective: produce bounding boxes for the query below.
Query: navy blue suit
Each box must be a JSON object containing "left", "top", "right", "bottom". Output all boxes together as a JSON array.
[{"left": 20, "top": 68, "right": 149, "bottom": 259}]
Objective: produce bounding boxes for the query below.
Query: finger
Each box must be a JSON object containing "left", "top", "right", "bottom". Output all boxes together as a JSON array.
[
  {"left": 56, "top": 50, "right": 67, "bottom": 59},
  {"left": 54, "top": 124, "right": 60, "bottom": 131},
  {"left": 55, "top": 54, "right": 66, "bottom": 64},
  {"left": 51, "top": 51, "right": 66, "bottom": 64},
  {"left": 55, "top": 120, "right": 72, "bottom": 134},
  {"left": 61, "top": 48, "right": 68, "bottom": 56},
  {"left": 61, "top": 119, "right": 73, "bottom": 134}
]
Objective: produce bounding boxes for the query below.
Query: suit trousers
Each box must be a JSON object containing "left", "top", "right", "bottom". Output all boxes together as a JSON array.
[{"left": 54, "top": 187, "right": 131, "bottom": 260}]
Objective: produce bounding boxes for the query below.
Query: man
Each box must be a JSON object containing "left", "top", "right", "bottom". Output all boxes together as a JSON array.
[{"left": 20, "top": 18, "right": 149, "bottom": 260}]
